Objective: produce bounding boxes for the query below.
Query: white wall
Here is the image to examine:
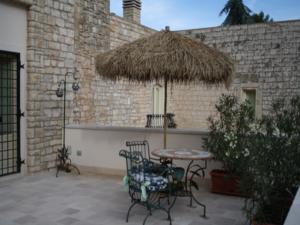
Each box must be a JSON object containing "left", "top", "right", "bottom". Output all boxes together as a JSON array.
[
  {"left": 0, "top": 1, "right": 27, "bottom": 174},
  {"left": 66, "top": 126, "right": 221, "bottom": 177}
]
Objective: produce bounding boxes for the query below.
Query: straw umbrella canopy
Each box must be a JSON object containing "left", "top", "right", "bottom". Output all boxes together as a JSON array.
[{"left": 96, "top": 27, "right": 234, "bottom": 149}]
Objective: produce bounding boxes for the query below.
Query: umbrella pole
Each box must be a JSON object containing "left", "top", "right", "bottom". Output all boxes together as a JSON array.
[{"left": 163, "top": 79, "right": 167, "bottom": 149}]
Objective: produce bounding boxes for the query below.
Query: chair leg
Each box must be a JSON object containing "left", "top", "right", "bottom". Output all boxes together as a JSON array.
[
  {"left": 126, "top": 201, "right": 137, "bottom": 222},
  {"left": 168, "top": 196, "right": 177, "bottom": 219},
  {"left": 168, "top": 211, "right": 172, "bottom": 225},
  {"left": 143, "top": 211, "right": 152, "bottom": 225}
]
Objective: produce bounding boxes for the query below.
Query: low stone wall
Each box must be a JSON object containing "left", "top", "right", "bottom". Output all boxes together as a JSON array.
[{"left": 65, "top": 125, "right": 220, "bottom": 177}]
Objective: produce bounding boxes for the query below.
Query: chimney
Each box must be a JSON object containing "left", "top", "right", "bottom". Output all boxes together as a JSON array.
[{"left": 123, "top": 0, "right": 141, "bottom": 24}]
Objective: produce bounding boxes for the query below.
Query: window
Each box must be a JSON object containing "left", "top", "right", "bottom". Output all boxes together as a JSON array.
[
  {"left": 243, "top": 89, "right": 256, "bottom": 112},
  {"left": 152, "top": 84, "right": 164, "bottom": 114},
  {"left": 240, "top": 83, "right": 262, "bottom": 119}
]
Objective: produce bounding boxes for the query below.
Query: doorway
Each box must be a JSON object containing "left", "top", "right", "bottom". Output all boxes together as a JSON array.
[{"left": 0, "top": 50, "right": 21, "bottom": 176}]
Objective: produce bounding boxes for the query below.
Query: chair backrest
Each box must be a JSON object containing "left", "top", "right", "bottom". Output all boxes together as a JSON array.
[
  {"left": 119, "top": 149, "right": 143, "bottom": 176},
  {"left": 126, "top": 140, "right": 150, "bottom": 161},
  {"left": 119, "top": 149, "right": 147, "bottom": 197}
]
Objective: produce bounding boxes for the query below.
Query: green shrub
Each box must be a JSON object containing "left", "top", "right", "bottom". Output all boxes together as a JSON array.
[
  {"left": 206, "top": 94, "right": 300, "bottom": 224},
  {"left": 244, "top": 96, "right": 300, "bottom": 224},
  {"left": 205, "top": 94, "right": 255, "bottom": 176}
]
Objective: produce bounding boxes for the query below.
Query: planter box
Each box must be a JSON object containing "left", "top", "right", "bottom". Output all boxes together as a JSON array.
[{"left": 210, "top": 169, "right": 242, "bottom": 196}]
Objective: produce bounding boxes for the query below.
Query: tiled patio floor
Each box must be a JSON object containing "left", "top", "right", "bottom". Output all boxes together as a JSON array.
[{"left": 0, "top": 172, "right": 246, "bottom": 225}]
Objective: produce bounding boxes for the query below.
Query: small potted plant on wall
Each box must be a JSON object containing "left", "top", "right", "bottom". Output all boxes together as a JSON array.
[
  {"left": 205, "top": 94, "right": 255, "bottom": 196},
  {"left": 243, "top": 96, "right": 300, "bottom": 225}
]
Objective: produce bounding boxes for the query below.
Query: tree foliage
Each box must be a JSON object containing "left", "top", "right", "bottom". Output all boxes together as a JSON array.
[
  {"left": 220, "top": 0, "right": 252, "bottom": 25},
  {"left": 250, "top": 11, "right": 273, "bottom": 23},
  {"left": 220, "top": 0, "right": 273, "bottom": 26}
]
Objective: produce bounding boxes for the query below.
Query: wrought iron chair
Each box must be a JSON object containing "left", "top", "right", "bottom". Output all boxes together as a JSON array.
[
  {"left": 119, "top": 149, "right": 176, "bottom": 225},
  {"left": 126, "top": 140, "right": 156, "bottom": 162},
  {"left": 126, "top": 140, "right": 172, "bottom": 171}
]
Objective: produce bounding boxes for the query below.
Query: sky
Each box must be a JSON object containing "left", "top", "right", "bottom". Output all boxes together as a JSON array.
[{"left": 110, "top": 0, "right": 300, "bottom": 30}]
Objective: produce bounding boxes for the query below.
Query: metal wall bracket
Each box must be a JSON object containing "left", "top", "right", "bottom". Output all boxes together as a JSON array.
[{"left": 17, "top": 110, "right": 25, "bottom": 118}]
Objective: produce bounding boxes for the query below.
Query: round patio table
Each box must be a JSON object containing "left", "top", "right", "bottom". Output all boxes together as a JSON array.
[{"left": 152, "top": 148, "right": 213, "bottom": 218}]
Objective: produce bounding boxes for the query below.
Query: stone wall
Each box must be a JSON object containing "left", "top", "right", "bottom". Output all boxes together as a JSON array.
[
  {"left": 172, "top": 20, "right": 300, "bottom": 128},
  {"left": 24, "top": 0, "right": 112, "bottom": 172},
  {"left": 90, "top": 19, "right": 300, "bottom": 130},
  {"left": 73, "top": 0, "right": 110, "bottom": 123},
  {"left": 23, "top": 0, "right": 154, "bottom": 172},
  {"left": 5, "top": 0, "right": 300, "bottom": 173},
  {"left": 26, "top": 0, "right": 77, "bottom": 172},
  {"left": 90, "top": 14, "right": 154, "bottom": 127},
  {"left": 110, "top": 14, "right": 154, "bottom": 49}
]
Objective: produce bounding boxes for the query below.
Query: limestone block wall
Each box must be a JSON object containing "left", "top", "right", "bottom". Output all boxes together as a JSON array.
[
  {"left": 26, "top": 0, "right": 77, "bottom": 172},
  {"left": 168, "top": 85, "right": 230, "bottom": 129},
  {"left": 110, "top": 14, "right": 154, "bottom": 49},
  {"left": 22, "top": 0, "right": 154, "bottom": 172},
  {"left": 173, "top": 20, "right": 300, "bottom": 128},
  {"left": 91, "top": 19, "right": 300, "bottom": 130},
  {"left": 91, "top": 14, "right": 155, "bottom": 127},
  {"left": 24, "top": 0, "right": 112, "bottom": 172},
  {"left": 8, "top": 0, "right": 300, "bottom": 173},
  {"left": 73, "top": 0, "right": 110, "bottom": 123}
]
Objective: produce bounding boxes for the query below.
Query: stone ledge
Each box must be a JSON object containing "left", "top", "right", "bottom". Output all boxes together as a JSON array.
[
  {"left": 8, "top": 0, "right": 33, "bottom": 7},
  {"left": 66, "top": 124, "right": 209, "bottom": 135},
  {"left": 110, "top": 13, "right": 157, "bottom": 32},
  {"left": 175, "top": 19, "right": 300, "bottom": 33}
]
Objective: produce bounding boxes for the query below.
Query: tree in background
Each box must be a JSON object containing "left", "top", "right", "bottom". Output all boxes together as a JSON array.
[
  {"left": 250, "top": 11, "right": 273, "bottom": 23},
  {"left": 220, "top": 0, "right": 252, "bottom": 25},
  {"left": 220, "top": 0, "right": 273, "bottom": 26}
]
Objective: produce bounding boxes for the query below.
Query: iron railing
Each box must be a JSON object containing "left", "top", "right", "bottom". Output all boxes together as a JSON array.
[{"left": 145, "top": 113, "right": 176, "bottom": 128}]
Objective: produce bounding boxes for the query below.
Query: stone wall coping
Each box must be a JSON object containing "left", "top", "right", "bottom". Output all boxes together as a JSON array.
[
  {"left": 175, "top": 19, "right": 300, "bottom": 32},
  {"left": 66, "top": 124, "right": 209, "bottom": 135},
  {"left": 284, "top": 187, "right": 300, "bottom": 225},
  {"left": 7, "top": 0, "right": 33, "bottom": 7},
  {"left": 110, "top": 13, "right": 157, "bottom": 32}
]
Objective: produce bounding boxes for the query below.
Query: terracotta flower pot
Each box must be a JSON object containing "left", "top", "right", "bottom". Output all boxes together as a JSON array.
[{"left": 210, "top": 169, "right": 242, "bottom": 196}]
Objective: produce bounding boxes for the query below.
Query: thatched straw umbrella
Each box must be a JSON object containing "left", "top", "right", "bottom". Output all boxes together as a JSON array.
[{"left": 96, "top": 27, "right": 234, "bottom": 149}]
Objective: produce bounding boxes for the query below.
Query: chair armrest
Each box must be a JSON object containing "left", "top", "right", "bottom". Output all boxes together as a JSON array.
[{"left": 119, "top": 149, "right": 130, "bottom": 158}]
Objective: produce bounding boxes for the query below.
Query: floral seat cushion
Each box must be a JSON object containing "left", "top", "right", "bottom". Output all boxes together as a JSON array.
[{"left": 130, "top": 172, "right": 168, "bottom": 191}]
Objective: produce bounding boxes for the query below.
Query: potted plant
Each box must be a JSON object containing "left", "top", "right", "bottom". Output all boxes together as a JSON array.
[
  {"left": 205, "top": 94, "right": 255, "bottom": 196},
  {"left": 243, "top": 96, "right": 300, "bottom": 225}
]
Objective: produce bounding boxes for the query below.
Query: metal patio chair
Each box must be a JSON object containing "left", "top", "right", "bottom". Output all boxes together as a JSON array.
[
  {"left": 126, "top": 140, "right": 172, "bottom": 172},
  {"left": 119, "top": 149, "right": 176, "bottom": 225}
]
